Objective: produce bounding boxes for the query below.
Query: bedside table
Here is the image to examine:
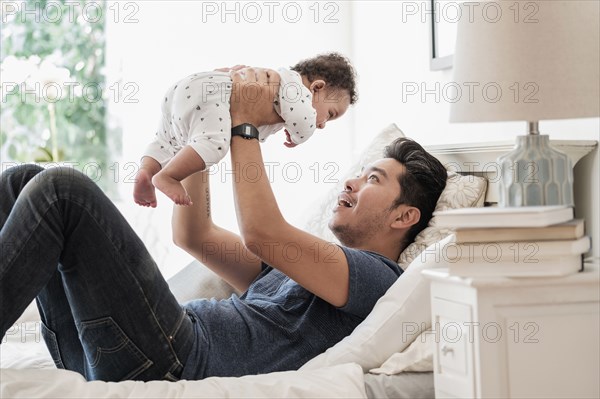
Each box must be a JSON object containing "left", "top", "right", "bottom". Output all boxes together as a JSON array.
[{"left": 422, "top": 263, "right": 599, "bottom": 398}]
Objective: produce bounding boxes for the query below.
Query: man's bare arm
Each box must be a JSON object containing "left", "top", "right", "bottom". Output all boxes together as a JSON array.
[
  {"left": 172, "top": 171, "right": 262, "bottom": 292},
  {"left": 171, "top": 66, "right": 284, "bottom": 292},
  {"left": 228, "top": 68, "right": 350, "bottom": 307}
]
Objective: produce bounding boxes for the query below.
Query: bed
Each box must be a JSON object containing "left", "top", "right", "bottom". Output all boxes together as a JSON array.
[{"left": 0, "top": 123, "right": 507, "bottom": 398}]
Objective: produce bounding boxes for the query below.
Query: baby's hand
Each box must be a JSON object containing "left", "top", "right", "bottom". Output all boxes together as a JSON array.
[{"left": 283, "top": 129, "right": 298, "bottom": 148}]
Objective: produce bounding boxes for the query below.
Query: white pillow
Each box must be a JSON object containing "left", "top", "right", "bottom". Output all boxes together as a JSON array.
[
  {"left": 369, "top": 329, "right": 435, "bottom": 375},
  {"left": 300, "top": 234, "right": 455, "bottom": 372},
  {"left": 398, "top": 171, "right": 487, "bottom": 268},
  {"left": 167, "top": 261, "right": 238, "bottom": 303}
]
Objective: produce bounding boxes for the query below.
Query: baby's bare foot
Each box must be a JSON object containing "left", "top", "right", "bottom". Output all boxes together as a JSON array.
[
  {"left": 134, "top": 168, "right": 157, "bottom": 207},
  {"left": 152, "top": 173, "right": 193, "bottom": 206}
]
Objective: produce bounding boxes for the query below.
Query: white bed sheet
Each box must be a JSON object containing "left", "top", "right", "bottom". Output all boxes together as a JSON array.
[
  {"left": 1, "top": 321, "right": 54, "bottom": 370},
  {"left": 1, "top": 326, "right": 366, "bottom": 399},
  {"left": 0, "top": 364, "right": 366, "bottom": 399},
  {"left": 364, "top": 372, "right": 434, "bottom": 399}
]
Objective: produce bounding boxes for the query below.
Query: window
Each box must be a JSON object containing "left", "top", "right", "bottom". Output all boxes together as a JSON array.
[{"left": 1, "top": 0, "right": 116, "bottom": 193}]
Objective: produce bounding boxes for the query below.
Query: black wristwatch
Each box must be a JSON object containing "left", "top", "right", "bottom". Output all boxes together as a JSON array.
[{"left": 231, "top": 123, "right": 259, "bottom": 140}]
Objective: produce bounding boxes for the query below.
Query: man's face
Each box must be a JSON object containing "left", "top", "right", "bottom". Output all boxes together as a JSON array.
[{"left": 329, "top": 158, "right": 405, "bottom": 247}]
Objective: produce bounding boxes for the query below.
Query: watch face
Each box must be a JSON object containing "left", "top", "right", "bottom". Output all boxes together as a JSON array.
[{"left": 233, "top": 123, "right": 258, "bottom": 139}]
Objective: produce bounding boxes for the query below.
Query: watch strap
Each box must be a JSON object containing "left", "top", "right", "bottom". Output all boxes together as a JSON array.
[{"left": 231, "top": 123, "right": 259, "bottom": 140}]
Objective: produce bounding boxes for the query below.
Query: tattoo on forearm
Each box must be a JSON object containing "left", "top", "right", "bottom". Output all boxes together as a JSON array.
[{"left": 205, "top": 187, "right": 211, "bottom": 218}]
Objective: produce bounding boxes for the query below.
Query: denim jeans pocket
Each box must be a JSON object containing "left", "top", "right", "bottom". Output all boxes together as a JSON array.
[
  {"left": 79, "top": 316, "right": 152, "bottom": 381},
  {"left": 40, "top": 322, "right": 65, "bottom": 369}
]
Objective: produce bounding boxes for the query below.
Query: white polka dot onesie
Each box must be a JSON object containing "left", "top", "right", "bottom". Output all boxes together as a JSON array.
[{"left": 144, "top": 68, "right": 317, "bottom": 169}]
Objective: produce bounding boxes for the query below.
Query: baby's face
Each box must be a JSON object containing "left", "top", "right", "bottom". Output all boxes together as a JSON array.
[{"left": 311, "top": 88, "right": 351, "bottom": 130}]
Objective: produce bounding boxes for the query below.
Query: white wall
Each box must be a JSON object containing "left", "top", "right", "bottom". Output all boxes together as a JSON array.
[
  {"left": 106, "top": 1, "right": 356, "bottom": 276},
  {"left": 106, "top": 1, "right": 599, "bottom": 275},
  {"left": 351, "top": 1, "right": 599, "bottom": 258}
]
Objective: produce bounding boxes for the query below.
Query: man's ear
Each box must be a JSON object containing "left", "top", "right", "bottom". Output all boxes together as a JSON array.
[
  {"left": 310, "top": 79, "right": 326, "bottom": 93},
  {"left": 391, "top": 206, "right": 421, "bottom": 230}
]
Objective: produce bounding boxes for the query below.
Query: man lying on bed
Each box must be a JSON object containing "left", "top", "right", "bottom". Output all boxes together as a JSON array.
[{"left": 0, "top": 68, "right": 447, "bottom": 382}]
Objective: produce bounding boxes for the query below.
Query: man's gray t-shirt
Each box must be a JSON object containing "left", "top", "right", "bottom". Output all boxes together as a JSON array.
[{"left": 180, "top": 246, "right": 402, "bottom": 379}]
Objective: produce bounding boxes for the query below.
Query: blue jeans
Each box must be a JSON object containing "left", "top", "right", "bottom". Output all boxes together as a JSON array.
[{"left": 0, "top": 165, "right": 195, "bottom": 381}]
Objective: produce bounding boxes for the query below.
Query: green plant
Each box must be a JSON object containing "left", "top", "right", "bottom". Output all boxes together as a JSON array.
[{"left": 1, "top": 0, "right": 116, "bottom": 193}]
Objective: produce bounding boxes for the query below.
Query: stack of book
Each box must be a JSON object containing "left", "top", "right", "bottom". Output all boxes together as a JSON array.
[{"left": 434, "top": 205, "right": 589, "bottom": 277}]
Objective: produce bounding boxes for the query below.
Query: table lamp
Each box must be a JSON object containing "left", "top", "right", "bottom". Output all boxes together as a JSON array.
[{"left": 449, "top": 0, "right": 599, "bottom": 207}]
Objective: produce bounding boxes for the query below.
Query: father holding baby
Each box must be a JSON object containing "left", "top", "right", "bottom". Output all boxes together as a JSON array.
[{"left": 0, "top": 65, "right": 447, "bottom": 381}]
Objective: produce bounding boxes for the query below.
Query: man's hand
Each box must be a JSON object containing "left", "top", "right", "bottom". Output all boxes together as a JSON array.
[{"left": 230, "top": 67, "right": 283, "bottom": 127}]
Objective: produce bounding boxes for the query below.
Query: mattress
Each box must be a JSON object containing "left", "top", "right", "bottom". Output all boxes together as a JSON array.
[{"left": 1, "top": 321, "right": 433, "bottom": 398}]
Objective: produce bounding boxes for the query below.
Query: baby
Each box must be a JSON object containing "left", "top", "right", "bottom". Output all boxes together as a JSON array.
[{"left": 134, "top": 53, "right": 357, "bottom": 207}]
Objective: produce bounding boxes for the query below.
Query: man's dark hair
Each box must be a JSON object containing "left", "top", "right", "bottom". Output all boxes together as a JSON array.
[
  {"left": 291, "top": 52, "right": 358, "bottom": 105},
  {"left": 384, "top": 137, "right": 447, "bottom": 246}
]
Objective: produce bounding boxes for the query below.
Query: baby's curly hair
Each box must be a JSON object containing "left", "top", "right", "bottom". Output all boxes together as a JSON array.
[{"left": 291, "top": 53, "right": 358, "bottom": 105}]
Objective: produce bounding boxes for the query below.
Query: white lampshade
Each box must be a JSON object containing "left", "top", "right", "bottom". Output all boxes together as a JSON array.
[{"left": 450, "top": 0, "right": 600, "bottom": 123}]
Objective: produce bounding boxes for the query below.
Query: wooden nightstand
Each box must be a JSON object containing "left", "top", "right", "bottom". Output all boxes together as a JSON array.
[{"left": 422, "top": 263, "right": 600, "bottom": 398}]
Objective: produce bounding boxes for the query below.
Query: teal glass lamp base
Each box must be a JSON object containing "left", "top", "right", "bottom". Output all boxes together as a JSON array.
[{"left": 498, "top": 134, "right": 574, "bottom": 207}]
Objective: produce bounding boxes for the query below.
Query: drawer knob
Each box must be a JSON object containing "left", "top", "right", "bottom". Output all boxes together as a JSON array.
[{"left": 441, "top": 345, "right": 454, "bottom": 356}]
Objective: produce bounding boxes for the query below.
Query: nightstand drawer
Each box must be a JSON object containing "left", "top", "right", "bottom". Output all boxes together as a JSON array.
[
  {"left": 425, "top": 265, "right": 600, "bottom": 398},
  {"left": 432, "top": 298, "right": 475, "bottom": 398}
]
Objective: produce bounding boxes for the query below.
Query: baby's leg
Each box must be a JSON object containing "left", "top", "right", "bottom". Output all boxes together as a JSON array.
[
  {"left": 152, "top": 146, "right": 206, "bottom": 206},
  {"left": 134, "top": 157, "right": 161, "bottom": 207}
]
